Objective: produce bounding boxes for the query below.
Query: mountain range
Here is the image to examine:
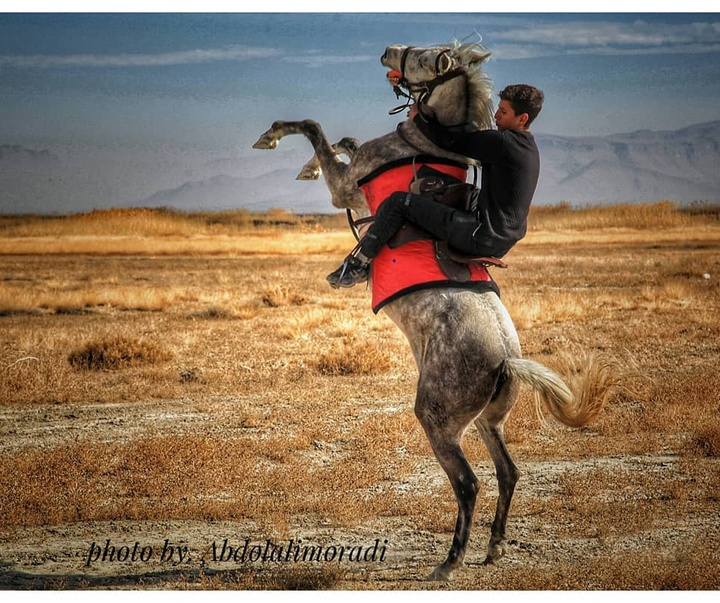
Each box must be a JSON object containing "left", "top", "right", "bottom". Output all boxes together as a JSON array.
[
  {"left": 2, "top": 120, "right": 719, "bottom": 215},
  {"left": 533, "top": 121, "right": 720, "bottom": 204}
]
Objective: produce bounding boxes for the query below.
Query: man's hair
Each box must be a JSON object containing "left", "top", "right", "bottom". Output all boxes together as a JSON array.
[{"left": 499, "top": 84, "right": 544, "bottom": 126}]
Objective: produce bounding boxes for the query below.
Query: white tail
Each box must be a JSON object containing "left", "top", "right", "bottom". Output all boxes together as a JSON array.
[{"left": 502, "top": 356, "right": 611, "bottom": 428}]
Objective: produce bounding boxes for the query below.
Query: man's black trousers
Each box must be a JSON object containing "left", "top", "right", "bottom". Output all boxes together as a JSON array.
[{"left": 358, "top": 192, "right": 484, "bottom": 259}]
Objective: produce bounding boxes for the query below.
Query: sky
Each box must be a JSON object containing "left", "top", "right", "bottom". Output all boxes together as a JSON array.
[
  {"left": 1, "top": 8, "right": 720, "bottom": 212},
  {"left": 3, "top": 10, "right": 720, "bottom": 147}
]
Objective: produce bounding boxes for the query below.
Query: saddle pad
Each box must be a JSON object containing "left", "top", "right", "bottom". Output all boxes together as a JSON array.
[{"left": 359, "top": 161, "right": 498, "bottom": 314}]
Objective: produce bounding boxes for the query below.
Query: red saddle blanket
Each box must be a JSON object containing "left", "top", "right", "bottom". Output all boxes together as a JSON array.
[{"left": 358, "top": 159, "right": 498, "bottom": 314}]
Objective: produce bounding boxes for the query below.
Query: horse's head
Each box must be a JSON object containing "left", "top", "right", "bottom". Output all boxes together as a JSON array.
[
  {"left": 381, "top": 43, "right": 494, "bottom": 129},
  {"left": 381, "top": 44, "right": 490, "bottom": 84}
]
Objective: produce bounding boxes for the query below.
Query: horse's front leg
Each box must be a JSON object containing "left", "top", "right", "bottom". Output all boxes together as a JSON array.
[
  {"left": 253, "top": 120, "right": 362, "bottom": 209},
  {"left": 252, "top": 120, "right": 337, "bottom": 168},
  {"left": 296, "top": 136, "right": 360, "bottom": 181},
  {"left": 252, "top": 119, "right": 316, "bottom": 150}
]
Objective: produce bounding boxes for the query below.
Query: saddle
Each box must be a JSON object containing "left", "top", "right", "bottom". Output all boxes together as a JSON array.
[{"left": 387, "top": 166, "right": 507, "bottom": 282}]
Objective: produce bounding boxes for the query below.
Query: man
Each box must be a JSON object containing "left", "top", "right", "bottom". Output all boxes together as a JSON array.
[{"left": 326, "top": 84, "right": 544, "bottom": 288}]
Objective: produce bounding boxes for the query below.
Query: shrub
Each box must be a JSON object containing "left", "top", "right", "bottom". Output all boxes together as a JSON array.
[
  {"left": 261, "top": 285, "right": 307, "bottom": 308},
  {"left": 316, "top": 339, "right": 392, "bottom": 376},
  {"left": 686, "top": 425, "right": 720, "bottom": 457},
  {"left": 68, "top": 336, "right": 173, "bottom": 371}
]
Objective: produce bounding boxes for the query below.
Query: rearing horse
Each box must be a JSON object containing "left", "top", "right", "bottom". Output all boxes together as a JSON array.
[{"left": 254, "top": 42, "right": 607, "bottom": 581}]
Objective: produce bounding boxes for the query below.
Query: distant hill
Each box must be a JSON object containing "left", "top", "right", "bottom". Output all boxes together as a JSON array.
[
  {"left": 533, "top": 121, "right": 720, "bottom": 204},
  {"left": 2, "top": 121, "right": 720, "bottom": 214},
  {"left": 0, "top": 145, "right": 60, "bottom": 163},
  {"left": 138, "top": 120, "right": 720, "bottom": 210},
  {"left": 137, "top": 169, "right": 333, "bottom": 214}
]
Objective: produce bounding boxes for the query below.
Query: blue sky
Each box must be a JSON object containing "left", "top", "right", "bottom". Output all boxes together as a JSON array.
[
  {"left": 2, "top": 11, "right": 720, "bottom": 149},
  {"left": 1, "top": 9, "right": 719, "bottom": 213}
]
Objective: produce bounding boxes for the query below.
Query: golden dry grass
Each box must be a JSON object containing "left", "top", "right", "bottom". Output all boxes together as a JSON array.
[
  {"left": 0, "top": 207, "right": 347, "bottom": 237},
  {"left": 528, "top": 200, "right": 720, "bottom": 230},
  {"left": 1, "top": 204, "right": 719, "bottom": 590},
  {"left": 0, "top": 207, "right": 354, "bottom": 257}
]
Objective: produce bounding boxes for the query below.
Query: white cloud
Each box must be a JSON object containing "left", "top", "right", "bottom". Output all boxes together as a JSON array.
[
  {"left": 0, "top": 45, "right": 281, "bottom": 69},
  {"left": 564, "top": 43, "right": 720, "bottom": 57},
  {"left": 282, "top": 54, "right": 376, "bottom": 67},
  {"left": 489, "top": 19, "right": 720, "bottom": 60}
]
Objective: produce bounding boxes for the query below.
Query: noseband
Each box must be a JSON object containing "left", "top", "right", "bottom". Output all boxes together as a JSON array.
[{"left": 387, "top": 47, "right": 465, "bottom": 115}]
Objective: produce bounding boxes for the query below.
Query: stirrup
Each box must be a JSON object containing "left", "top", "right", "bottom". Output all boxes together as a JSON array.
[{"left": 326, "top": 254, "right": 369, "bottom": 289}]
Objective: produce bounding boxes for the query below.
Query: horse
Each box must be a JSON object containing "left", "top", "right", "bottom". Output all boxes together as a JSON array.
[{"left": 253, "top": 42, "right": 609, "bottom": 582}]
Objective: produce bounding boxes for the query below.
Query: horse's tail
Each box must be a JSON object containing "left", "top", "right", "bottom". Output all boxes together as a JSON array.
[{"left": 501, "top": 357, "right": 607, "bottom": 428}]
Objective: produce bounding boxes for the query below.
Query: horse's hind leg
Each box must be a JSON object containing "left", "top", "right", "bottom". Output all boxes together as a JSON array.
[
  {"left": 474, "top": 377, "right": 521, "bottom": 564},
  {"left": 415, "top": 396, "right": 479, "bottom": 581}
]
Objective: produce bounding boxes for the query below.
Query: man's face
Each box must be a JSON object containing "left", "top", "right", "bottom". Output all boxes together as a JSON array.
[{"left": 494, "top": 99, "right": 528, "bottom": 131}]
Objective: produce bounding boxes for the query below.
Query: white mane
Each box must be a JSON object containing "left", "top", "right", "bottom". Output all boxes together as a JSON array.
[{"left": 449, "top": 42, "right": 495, "bottom": 130}]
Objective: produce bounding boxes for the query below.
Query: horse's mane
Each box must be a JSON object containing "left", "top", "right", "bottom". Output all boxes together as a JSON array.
[{"left": 449, "top": 41, "right": 495, "bottom": 130}]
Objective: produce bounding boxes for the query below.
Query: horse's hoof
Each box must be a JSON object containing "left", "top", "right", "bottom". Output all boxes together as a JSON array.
[
  {"left": 251, "top": 137, "right": 278, "bottom": 150},
  {"left": 483, "top": 541, "right": 508, "bottom": 565},
  {"left": 296, "top": 169, "right": 321, "bottom": 180},
  {"left": 427, "top": 564, "right": 453, "bottom": 581}
]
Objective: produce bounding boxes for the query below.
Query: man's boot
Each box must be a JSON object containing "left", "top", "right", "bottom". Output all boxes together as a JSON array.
[{"left": 326, "top": 253, "right": 370, "bottom": 289}]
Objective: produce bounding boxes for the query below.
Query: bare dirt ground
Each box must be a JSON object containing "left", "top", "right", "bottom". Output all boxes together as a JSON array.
[{"left": 1, "top": 220, "right": 720, "bottom": 590}]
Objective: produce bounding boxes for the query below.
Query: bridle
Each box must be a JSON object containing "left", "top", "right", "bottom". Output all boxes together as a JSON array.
[{"left": 387, "top": 47, "right": 465, "bottom": 115}]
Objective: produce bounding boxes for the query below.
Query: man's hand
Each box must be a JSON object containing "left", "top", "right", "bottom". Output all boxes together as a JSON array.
[
  {"left": 383, "top": 191, "right": 414, "bottom": 207},
  {"left": 409, "top": 101, "right": 437, "bottom": 122}
]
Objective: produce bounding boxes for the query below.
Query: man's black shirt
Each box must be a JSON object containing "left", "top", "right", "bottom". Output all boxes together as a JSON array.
[{"left": 414, "top": 115, "right": 540, "bottom": 258}]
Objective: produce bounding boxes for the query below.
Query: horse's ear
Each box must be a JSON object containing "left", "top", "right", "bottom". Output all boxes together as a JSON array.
[
  {"left": 436, "top": 52, "right": 455, "bottom": 76},
  {"left": 467, "top": 49, "right": 491, "bottom": 66}
]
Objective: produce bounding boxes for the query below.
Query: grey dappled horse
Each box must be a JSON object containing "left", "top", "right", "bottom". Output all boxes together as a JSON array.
[{"left": 254, "top": 43, "right": 606, "bottom": 581}]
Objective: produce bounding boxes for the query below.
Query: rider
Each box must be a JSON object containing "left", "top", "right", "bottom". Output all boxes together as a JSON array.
[{"left": 326, "top": 84, "right": 544, "bottom": 288}]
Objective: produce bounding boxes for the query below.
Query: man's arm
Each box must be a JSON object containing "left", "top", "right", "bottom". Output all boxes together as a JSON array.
[{"left": 413, "top": 113, "right": 504, "bottom": 163}]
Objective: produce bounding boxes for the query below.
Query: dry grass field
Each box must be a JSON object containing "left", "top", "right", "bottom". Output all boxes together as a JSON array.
[{"left": 1, "top": 203, "right": 719, "bottom": 590}]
